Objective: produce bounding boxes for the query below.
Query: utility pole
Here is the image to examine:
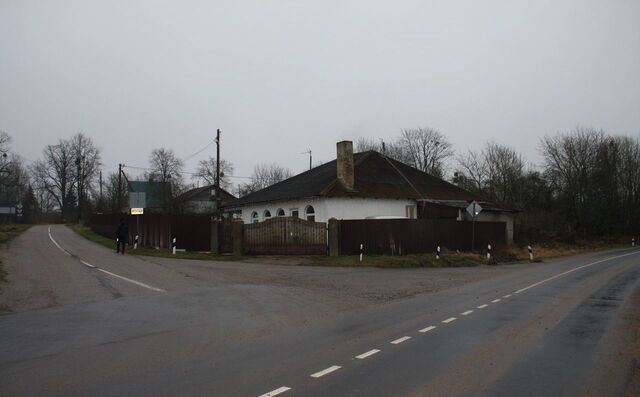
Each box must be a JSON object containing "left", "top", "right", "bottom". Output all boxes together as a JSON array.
[
  {"left": 99, "top": 170, "right": 103, "bottom": 211},
  {"left": 76, "top": 156, "right": 82, "bottom": 223},
  {"left": 302, "top": 149, "right": 312, "bottom": 170},
  {"left": 215, "top": 129, "right": 221, "bottom": 219},
  {"left": 118, "top": 163, "right": 123, "bottom": 214}
]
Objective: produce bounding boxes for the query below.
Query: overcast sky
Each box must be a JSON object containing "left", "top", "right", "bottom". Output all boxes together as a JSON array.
[{"left": 1, "top": 0, "right": 639, "bottom": 188}]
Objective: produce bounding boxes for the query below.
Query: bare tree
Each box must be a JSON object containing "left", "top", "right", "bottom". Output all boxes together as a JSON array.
[
  {"left": 354, "top": 137, "right": 382, "bottom": 152},
  {"left": 104, "top": 171, "right": 128, "bottom": 214},
  {"left": 455, "top": 150, "right": 488, "bottom": 193},
  {"left": 237, "top": 163, "right": 293, "bottom": 196},
  {"left": 148, "top": 148, "right": 184, "bottom": 211},
  {"left": 395, "top": 127, "right": 454, "bottom": 177},
  {"left": 484, "top": 142, "right": 525, "bottom": 206},
  {"left": 193, "top": 157, "right": 234, "bottom": 190},
  {"left": 31, "top": 139, "right": 76, "bottom": 217},
  {"left": 70, "top": 133, "right": 101, "bottom": 213}
]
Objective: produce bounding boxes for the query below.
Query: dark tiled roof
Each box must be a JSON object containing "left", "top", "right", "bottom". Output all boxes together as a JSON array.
[
  {"left": 228, "top": 151, "right": 485, "bottom": 207},
  {"left": 178, "top": 185, "right": 237, "bottom": 206}
]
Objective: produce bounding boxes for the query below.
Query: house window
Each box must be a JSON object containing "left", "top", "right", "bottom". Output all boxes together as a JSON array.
[
  {"left": 264, "top": 210, "right": 271, "bottom": 220},
  {"left": 406, "top": 205, "right": 416, "bottom": 219},
  {"left": 276, "top": 208, "right": 285, "bottom": 217},
  {"left": 291, "top": 208, "right": 299, "bottom": 218},
  {"left": 305, "top": 205, "right": 315, "bottom": 222},
  {"left": 251, "top": 211, "right": 259, "bottom": 223}
]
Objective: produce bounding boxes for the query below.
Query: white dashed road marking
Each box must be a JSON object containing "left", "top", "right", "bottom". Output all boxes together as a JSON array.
[
  {"left": 419, "top": 325, "right": 437, "bottom": 333},
  {"left": 491, "top": 299, "right": 501, "bottom": 303},
  {"left": 258, "top": 386, "right": 291, "bottom": 397},
  {"left": 503, "top": 294, "right": 512, "bottom": 298},
  {"left": 442, "top": 317, "right": 457, "bottom": 324},
  {"left": 391, "top": 336, "right": 412, "bottom": 345},
  {"left": 311, "top": 366, "right": 341, "bottom": 378},
  {"left": 477, "top": 304, "right": 488, "bottom": 309},
  {"left": 356, "top": 349, "right": 380, "bottom": 359},
  {"left": 461, "top": 310, "right": 474, "bottom": 316}
]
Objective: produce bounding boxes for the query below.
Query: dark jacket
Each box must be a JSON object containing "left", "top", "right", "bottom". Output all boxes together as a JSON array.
[{"left": 116, "top": 223, "right": 129, "bottom": 243}]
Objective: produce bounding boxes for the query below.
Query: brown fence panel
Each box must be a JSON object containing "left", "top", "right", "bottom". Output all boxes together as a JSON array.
[
  {"left": 338, "top": 219, "right": 506, "bottom": 255},
  {"left": 171, "top": 215, "right": 211, "bottom": 251},
  {"left": 89, "top": 213, "right": 210, "bottom": 251},
  {"left": 244, "top": 217, "right": 326, "bottom": 255}
]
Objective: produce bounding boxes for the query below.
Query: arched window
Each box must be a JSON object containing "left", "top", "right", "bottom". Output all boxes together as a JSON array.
[
  {"left": 263, "top": 210, "right": 272, "bottom": 220},
  {"left": 251, "top": 211, "right": 259, "bottom": 223},
  {"left": 305, "top": 205, "right": 315, "bottom": 222},
  {"left": 276, "top": 208, "right": 285, "bottom": 217}
]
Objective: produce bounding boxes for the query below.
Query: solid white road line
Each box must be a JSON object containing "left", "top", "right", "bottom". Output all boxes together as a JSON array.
[
  {"left": 356, "top": 349, "right": 381, "bottom": 359},
  {"left": 310, "top": 366, "right": 341, "bottom": 378},
  {"left": 259, "top": 386, "right": 291, "bottom": 397},
  {"left": 477, "top": 304, "right": 488, "bottom": 309},
  {"left": 96, "top": 268, "right": 165, "bottom": 292},
  {"left": 391, "top": 336, "right": 411, "bottom": 345},
  {"left": 461, "top": 310, "right": 474, "bottom": 316},
  {"left": 442, "top": 317, "right": 457, "bottom": 323},
  {"left": 48, "top": 225, "right": 165, "bottom": 293},
  {"left": 81, "top": 260, "right": 96, "bottom": 268},
  {"left": 514, "top": 250, "right": 640, "bottom": 294},
  {"left": 419, "top": 325, "right": 437, "bottom": 333},
  {"left": 491, "top": 298, "right": 501, "bottom": 303},
  {"left": 48, "top": 226, "right": 71, "bottom": 256}
]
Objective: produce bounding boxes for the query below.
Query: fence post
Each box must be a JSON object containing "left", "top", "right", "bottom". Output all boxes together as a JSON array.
[
  {"left": 232, "top": 220, "right": 244, "bottom": 256},
  {"left": 328, "top": 218, "right": 339, "bottom": 256},
  {"left": 211, "top": 218, "right": 220, "bottom": 255}
]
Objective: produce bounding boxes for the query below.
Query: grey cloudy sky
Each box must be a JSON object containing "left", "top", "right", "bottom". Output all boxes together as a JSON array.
[{"left": 1, "top": 0, "right": 639, "bottom": 187}]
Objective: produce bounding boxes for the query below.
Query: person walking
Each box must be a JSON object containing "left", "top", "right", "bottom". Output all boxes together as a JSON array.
[{"left": 116, "top": 218, "right": 129, "bottom": 254}]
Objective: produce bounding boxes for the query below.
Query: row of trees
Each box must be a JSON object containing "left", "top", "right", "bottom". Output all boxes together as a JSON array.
[{"left": 4, "top": 126, "right": 639, "bottom": 241}]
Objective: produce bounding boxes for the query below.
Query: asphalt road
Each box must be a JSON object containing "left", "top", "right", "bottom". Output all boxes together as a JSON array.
[{"left": 1, "top": 225, "right": 639, "bottom": 396}]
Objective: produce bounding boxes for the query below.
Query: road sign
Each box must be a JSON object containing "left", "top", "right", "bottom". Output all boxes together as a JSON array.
[
  {"left": 130, "top": 208, "right": 144, "bottom": 215},
  {"left": 466, "top": 201, "right": 483, "bottom": 217}
]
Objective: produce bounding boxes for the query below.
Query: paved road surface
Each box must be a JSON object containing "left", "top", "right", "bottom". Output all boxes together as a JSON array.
[{"left": 1, "top": 225, "right": 639, "bottom": 396}]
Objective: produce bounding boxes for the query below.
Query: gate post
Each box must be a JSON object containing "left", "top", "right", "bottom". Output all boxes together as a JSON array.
[
  {"left": 232, "top": 220, "right": 244, "bottom": 256},
  {"left": 328, "top": 218, "right": 339, "bottom": 256},
  {"left": 211, "top": 217, "right": 220, "bottom": 255}
]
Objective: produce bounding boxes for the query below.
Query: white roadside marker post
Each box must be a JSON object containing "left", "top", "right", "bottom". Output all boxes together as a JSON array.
[
  {"left": 172, "top": 237, "right": 177, "bottom": 255},
  {"left": 528, "top": 245, "right": 533, "bottom": 262},
  {"left": 134, "top": 234, "right": 138, "bottom": 250},
  {"left": 633, "top": 238, "right": 636, "bottom": 247},
  {"left": 436, "top": 245, "right": 441, "bottom": 260},
  {"left": 487, "top": 244, "right": 492, "bottom": 260},
  {"left": 359, "top": 243, "right": 363, "bottom": 262}
]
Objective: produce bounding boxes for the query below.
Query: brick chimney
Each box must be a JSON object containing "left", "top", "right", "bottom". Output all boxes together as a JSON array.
[{"left": 336, "top": 141, "right": 354, "bottom": 191}]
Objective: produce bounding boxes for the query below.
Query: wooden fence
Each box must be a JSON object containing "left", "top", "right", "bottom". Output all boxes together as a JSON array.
[
  {"left": 244, "top": 217, "right": 327, "bottom": 255},
  {"left": 89, "top": 213, "right": 211, "bottom": 251},
  {"left": 338, "top": 219, "right": 506, "bottom": 255}
]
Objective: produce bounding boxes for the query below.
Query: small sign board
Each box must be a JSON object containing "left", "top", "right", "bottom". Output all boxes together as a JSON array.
[
  {"left": 130, "top": 208, "right": 144, "bottom": 215},
  {"left": 129, "top": 192, "right": 146, "bottom": 209},
  {"left": 466, "top": 201, "right": 483, "bottom": 217}
]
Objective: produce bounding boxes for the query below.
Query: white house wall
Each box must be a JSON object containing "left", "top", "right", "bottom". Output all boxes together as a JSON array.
[{"left": 236, "top": 197, "right": 415, "bottom": 224}]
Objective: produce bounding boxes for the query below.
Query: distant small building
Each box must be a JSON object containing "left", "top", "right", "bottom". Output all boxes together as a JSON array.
[
  {"left": 176, "top": 185, "right": 238, "bottom": 215},
  {"left": 127, "top": 181, "right": 171, "bottom": 213}
]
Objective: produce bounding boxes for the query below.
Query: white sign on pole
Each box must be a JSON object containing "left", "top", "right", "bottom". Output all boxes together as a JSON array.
[
  {"left": 466, "top": 201, "right": 483, "bottom": 217},
  {"left": 130, "top": 208, "right": 144, "bottom": 215}
]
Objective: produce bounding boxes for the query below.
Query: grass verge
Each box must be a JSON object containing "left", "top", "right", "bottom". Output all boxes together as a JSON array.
[
  {"left": 70, "top": 224, "right": 249, "bottom": 261},
  {"left": 312, "top": 252, "right": 484, "bottom": 268},
  {"left": 0, "top": 224, "right": 32, "bottom": 283}
]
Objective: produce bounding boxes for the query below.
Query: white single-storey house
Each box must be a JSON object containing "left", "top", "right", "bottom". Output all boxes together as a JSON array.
[{"left": 225, "top": 141, "right": 516, "bottom": 243}]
